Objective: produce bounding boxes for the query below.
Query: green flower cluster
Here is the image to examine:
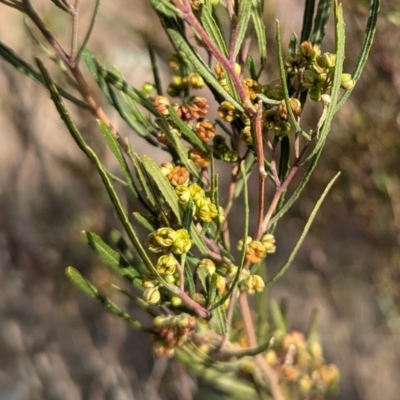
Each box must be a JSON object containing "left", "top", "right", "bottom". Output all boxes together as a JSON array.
[
  {"left": 175, "top": 183, "right": 219, "bottom": 223},
  {"left": 286, "top": 40, "right": 354, "bottom": 102}
]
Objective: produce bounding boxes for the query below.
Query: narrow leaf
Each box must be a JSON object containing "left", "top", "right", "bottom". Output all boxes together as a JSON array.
[
  {"left": 0, "top": 42, "right": 88, "bottom": 108},
  {"left": 132, "top": 212, "right": 157, "bottom": 232},
  {"left": 307, "top": 1, "right": 345, "bottom": 159},
  {"left": 66, "top": 266, "right": 149, "bottom": 332},
  {"left": 276, "top": 21, "right": 310, "bottom": 139},
  {"left": 209, "top": 161, "right": 249, "bottom": 311},
  {"left": 270, "top": 146, "right": 323, "bottom": 226},
  {"left": 232, "top": 0, "right": 253, "bottom": 60},
  {"left": 301, "top": 0, "right": 316, "bottom": 42},
  {"left": 148, "top": 45, "right": 163, "bottom": 95},
  {"left": 199, "top": 5, "right": 228, "bottom": 56},
  {"left": 164, "top": 19, "right": 244, "bottom": 111},
  {"left": 156, "top": 116, "right": 200, "bottom": 178},
  {"left": 142, "top": 155, "right": 182, "bottom": 220},
  {"left": 168, "top": 108, "right": 208, "bottom": 152},
  {"left": 252, "top": 0, "right": 267, "bottom": 66},
  {"left": 335, "top": 0, "right": 380, "bottom": 110},
  {"left": 98, "top": 120, "right": 140, "bottom": 198},
  {"left": 268, "top": 172, "right": 341, "bottom": 285},
  {"left": 310, "top": 0, "right": 332, "bottom": 45},
  {"left": 126, "top": 144, "right": 157, "bottom": 210},
  {"left": 82, "top": 230, "right": 141, "bottom": 283}
]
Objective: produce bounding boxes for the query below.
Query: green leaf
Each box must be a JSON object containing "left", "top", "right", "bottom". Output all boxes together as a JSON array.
[
  {"left": 98, "top": 121, "right": 140, "bottom": 198},
  {"left": 50, "top": 0, "right": 72, "bottom": 13},
  {"left": 307, "top": 1, "right": 345, "bottom": 159},
  {"left": 98, "top": 66, "right": 159, "bottom": 115},
  {"left": 275, "top": 21, "right": 310, "bottom": 139},
  {"left": 210, "top": 296, "right": 227, "bottom": 335},
  {"left": 184, "top": 255, "right": 196, "bottom": 299},
  {"left": 288, "top": 32, "right": 298, "bottom": 57},
  {"left": 232, "top": 0, "right": 253, "bottom": 60},
  {"left": 270, "top": 299, "right": 287, "bottom": 333},
  {"left": 82, "top": 49, "right": 113, "bottom": 104},
  {"left": 247, "top": 55, "right": 258, "bottom": 80},
  {"left": 35, "top": 59, "right": 90, "bottom": 156},
  {"left": 85, "top": 147, "right": 159, "bottom": 275},
  {"left": 268, "top": 172, "right": 341, "bottom": 285},
  {"left": 209, "top": 161, "right": 249, "bottom": 311},
  {"left": 168, "top": 108, "right": 208, "bottom": 152},
  {"left": 66, "top": 266, "right": 149, "bottom": 332},
  {"left": 0, "top": 42, "right": 88, "bottom": 108},
  {"left": 126, "top": 145, "right": 157, "bottom": 210},
  {"left": 163, "top": 19, "right": 244, "bottom": 111},
  {"left": 335, "top": 0, "right": 380, "bottom": 111},
  {"left": 256, "top": 93, "right": 282, "bottom": 106},
  {"left": 183, "top": 199, "right": 195, "bottom": 232},
  {"left": 151, "top": 0, "right": 181, "bottom": 17},
  {"left": 156, "top": 115, "right": 200, "bottom": 178},
  {"left": 270, "top": 146, "right": 323, "bottom": 225},
  {"left": 310, "top": 0, "right": 332, "bottom": 45},
  {"left": 76, "top": 0, "right": 101, "bottom": 61},
  {"left": 82, "top": 231, "right": 141, "bottom": 283},
  {"left": 199, "top": 4, "right": 228, "bottom": 56},
  {"left": 132, "top": 212, "right": 156, "bottom": 232},
  {"left": 251, "top": 0, "right": 267, "bottom": 66},
  {"left": 148, "top": 45, "right": 163, "bottom": 95},
  {"left": 142, "top": 155, "right": 182, "bottom": 219},
  {"left": 301, "top": 0, "right": 316, "bottom": 42},
  {"left": 107, "top": 85, "right": 160, "bottom": 148},
  {"left": 278, "top": 136, "right": 291, "bottom": 182}
]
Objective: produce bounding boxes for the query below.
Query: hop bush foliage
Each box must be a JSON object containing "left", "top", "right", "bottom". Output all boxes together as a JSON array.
[{"left": 0, "top": 0, "right": 379, "bottom": 398}]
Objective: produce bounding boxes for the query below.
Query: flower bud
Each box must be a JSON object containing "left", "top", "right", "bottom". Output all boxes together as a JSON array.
[
  {"left": 142, "top": 82, "right": 155, "bottom": 95},
  {"left": 190, "top": 148, "right": 210, "bottom": 168},
  {"left": 215, "top": 274, "right": 227, "bottom": 295},
  {"left": 237, "top": 236, "right": 252, "bottom": 251},
  {"left": 245, "top": 240, "right": 266, "bottom": 263},
  {"left": 170, "top": 295, "right": 183, "bottom": 307},
  {"left": 175, "top": 185, "right": 192, "bottom": 205},
  {"left": 167, "top": 166, "right": 190, "bottom": 187},
  {"left": 188, "top": 72, "right": 205, "bottom": 89},
  {"left": 218, "top": 101, "right": 236, "bottom": 122},
  {"left": 172, "top": 229, "right": 192, "bottom": 254},
  {"left": 340, "top": 73, "right": 355, "bottom": 90},
  {"left": 154, "top": 96, "right": 170, "bottom": 116},
  {"left": 241, "top": 274, "right": 265, "bottom": 294},
  {"left": 196, "top": 198, "right": 218, "bottom": 222},
  {"left": 156, "top": 255, "right": 177, "bottom": 275},
  {"left": 189, "top": 96, "right": 209, "bottom": 119},
  {"left": 168, "top": 52, "right": 187, "bottom": 69},
  {"left": 309, "top": 86, "right": 322, "bottom": 102},
  {"left": 195, "top": 120, "right": 215, "bottom": 143},
  {"left": 143, "top": 287, "right": 161, "bottom": 303},
  {"left": 160, "top": 162, "right": 174, "bottom": 176},
  {"left": 261, "top": 233, "right": 276, "bottom": 254},
  {"left": 317, "top": 52, "right": 336, "bottom": 69},
  {"left": 197, "top": 258, "right": 216, "bottom": 275},
  {"left": 299, "top": 41, "right": 321, "bottom": 60},
  {"left": 222, "top": 150, "right": 239, "bottom": 163},
  {"left": 214, "top": 62, "right": 224, "bottom": 78},
  {"left": 146, "top": 228, "right": 176, "bottom": 252}
]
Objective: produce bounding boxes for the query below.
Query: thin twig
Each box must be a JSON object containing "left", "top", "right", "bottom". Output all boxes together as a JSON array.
[
  {"left": 225, "top": 0, "right": 234, "bottom": 20},
  {"left": 70, "top": 0, "right": 80, "bottom": 60},
  {"left": 239, "top": 293, "right": 284, "bottom": 400},
  {"left": 172, "top": 0, "right": 255, "bottom": 115},
  {"left": 21, "top": 0, "right": 121, "bottom": 142}
]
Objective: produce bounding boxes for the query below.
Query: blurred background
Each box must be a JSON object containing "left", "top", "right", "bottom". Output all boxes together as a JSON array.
[{"left": 0, "top": 0, "right": 399, "bottom": 399}]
